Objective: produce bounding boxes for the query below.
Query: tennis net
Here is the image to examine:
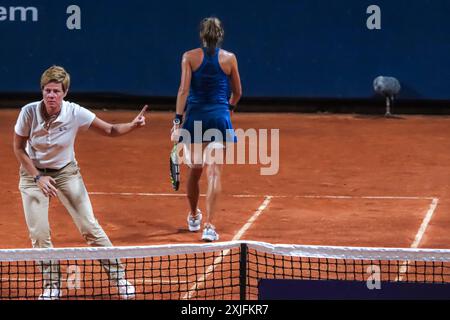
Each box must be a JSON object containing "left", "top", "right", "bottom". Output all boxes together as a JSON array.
[{"left": 1, "top": 241, "right": 450, "bottom": 300}]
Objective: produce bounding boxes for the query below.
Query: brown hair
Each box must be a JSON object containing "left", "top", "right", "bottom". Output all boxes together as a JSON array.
[
  {"left": 40, "top": 65, "right": 70, "bottom": 92},
  {"left": 199, "top": 17, "right": 224, "bottom": 55}
]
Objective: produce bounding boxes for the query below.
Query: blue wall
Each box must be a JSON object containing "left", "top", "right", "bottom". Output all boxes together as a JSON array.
[{"left": 1, "top": 0, "right": 449, "bottom": 99}]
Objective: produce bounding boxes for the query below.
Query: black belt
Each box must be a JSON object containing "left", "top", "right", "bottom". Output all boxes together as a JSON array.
[{"left": 37, "top": 163, "right": 70, "bottom": 173}]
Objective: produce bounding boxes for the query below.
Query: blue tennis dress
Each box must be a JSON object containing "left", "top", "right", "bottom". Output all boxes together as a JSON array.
[{"left": 181, "top": 47, "right": 237, "bottom": 144}]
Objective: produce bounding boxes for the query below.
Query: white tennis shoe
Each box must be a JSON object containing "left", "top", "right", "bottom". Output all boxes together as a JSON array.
[
  {"left": 38, "top": 285, "right": 61, "bottom": 300},
  {"left": 187, "top": 209, "right": 202, "bottom": 232},
  {"left": 113, "top": 279, "right": 136, "bottom": 300},
  {"left": 202, "top": 225, "right": 219, "bottom": 242}
]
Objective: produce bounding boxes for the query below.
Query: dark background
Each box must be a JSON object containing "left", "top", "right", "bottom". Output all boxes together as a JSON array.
[{"left": 1, "top": 0, "right": 449, "bottom": 112}]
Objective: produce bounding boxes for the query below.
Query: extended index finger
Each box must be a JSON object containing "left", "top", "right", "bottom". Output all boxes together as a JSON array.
[{"left": 138, "top": 105, "right": 149, "bottom": 117}]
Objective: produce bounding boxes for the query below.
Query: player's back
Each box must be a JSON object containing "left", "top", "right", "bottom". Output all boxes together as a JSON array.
[{"left": 187, "top": 47, "right": 230, "bottom": 107}]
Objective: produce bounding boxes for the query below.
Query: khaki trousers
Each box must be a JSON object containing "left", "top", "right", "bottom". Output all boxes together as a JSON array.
[{"left": 19, "top": 162, "right": 125, "bottom": 288}]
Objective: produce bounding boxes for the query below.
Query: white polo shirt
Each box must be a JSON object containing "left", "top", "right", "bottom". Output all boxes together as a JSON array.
[{"left": 14, "top": 100, "right": 96, "bottom": 169}]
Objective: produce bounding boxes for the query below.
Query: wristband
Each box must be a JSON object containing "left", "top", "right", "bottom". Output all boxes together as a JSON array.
[
  {"left": 33, "top": 175, "right": 41, "bottom": 183},
  {"left": 229, "top": 104, "right": 236, "bottom": 111},
  {"left": 173, "top": 114, "right": 183, "bottom": 125}
]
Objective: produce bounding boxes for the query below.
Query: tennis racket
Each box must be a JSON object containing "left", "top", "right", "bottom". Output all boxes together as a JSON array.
[{"left": 169, "top": 143, "right": 180, "bottom": 191}]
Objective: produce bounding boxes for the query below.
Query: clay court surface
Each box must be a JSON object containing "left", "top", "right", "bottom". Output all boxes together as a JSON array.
[{"left": 1, "top": 108, "right": 450, "bottom": 250}]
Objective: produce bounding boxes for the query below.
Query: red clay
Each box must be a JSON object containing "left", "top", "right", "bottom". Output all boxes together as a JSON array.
[{"left": 1, "top": 109, "right": 450, "bottom": 249}]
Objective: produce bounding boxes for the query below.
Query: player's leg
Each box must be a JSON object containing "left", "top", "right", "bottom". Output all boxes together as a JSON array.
[
  {"left": 184, "top": 143, "right": 204, "bottom": 231},
  {"left": 187, "top": 166, "right": 203, "bottom": 214},
  {"left": 206, "top": 163, "right": 222, "bottom": 224},
  {"left": 19, "top": 169, "right": 60, "bottom": 299},
  {"left": 202, "top": 144, "right": 224, "bottom": 241}
]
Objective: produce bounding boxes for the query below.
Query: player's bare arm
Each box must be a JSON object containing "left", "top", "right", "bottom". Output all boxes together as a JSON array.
[
  {"left": 175, "top": 52, "right": 193, "bottom": 116},
  {"left": 229, "top": 54, "right": 242, "bottom": 107},
  {"left": 172, "top": 52, "right": 193, "bottom": 141}
]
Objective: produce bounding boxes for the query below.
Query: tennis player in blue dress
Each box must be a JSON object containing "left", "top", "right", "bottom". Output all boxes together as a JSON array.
[{"left": 171, "top": 17, "right": 242, "bottom": 241}]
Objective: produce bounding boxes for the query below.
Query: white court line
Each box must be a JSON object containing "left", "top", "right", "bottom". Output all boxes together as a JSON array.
[
  {"left": 411, "top": 198, "right": 440, "bottom": 249},
  {"left": 231, "top": 196, "right": 273, "bottom": 241},
  {"left": 181, "top": 195, "right": 273, "bottom": 300},
  {"left": 89, "top": 191, "right": 435, "bottom": 200},
  {"left": 87, "top": 191, "right": 442, "bottom": 283},
  {"left": 5, "top": 194, "right": 441, "bottom": 290},
  {"left": 396, "top": 197, "right": 440, "bottom": 281},
  {"left": 292, "top": 195, "right": 436, "bottom": 200},
  {"left": 90, "top": 192, "right": 186, "bottom": 197}
]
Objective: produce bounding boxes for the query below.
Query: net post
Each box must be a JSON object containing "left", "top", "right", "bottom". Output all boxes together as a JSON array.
[
  {"left": 385, "top": 96, "right": 391, "bottom": 116},
  {"left": 239, "top": 243, "right": 248, "bottom": 300}
]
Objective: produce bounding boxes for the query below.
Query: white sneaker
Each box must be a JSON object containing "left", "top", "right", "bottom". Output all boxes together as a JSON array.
[
  {"left": 202, "top": 225, "right": 219, "bottom": 242},
  {"left": 187, "top": 209, "right": 202, "bottom": 232},
  {"left": 114, "top": 279, "right": 136, "bottom": 300},
  {"left": 38, "top": 286, "right": 61, "bottom": 300}
]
